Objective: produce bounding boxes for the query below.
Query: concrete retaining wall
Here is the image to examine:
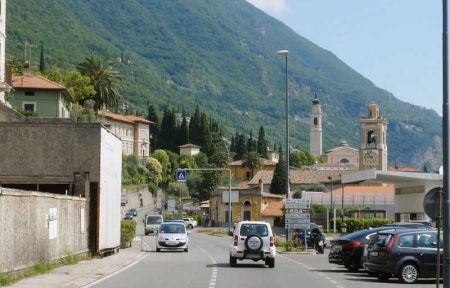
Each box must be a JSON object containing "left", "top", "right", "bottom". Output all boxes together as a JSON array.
[
  {"left": 122, "top": 185, "right": 154, "bottom": 211},
  {"left": 0, "top": 188, "right": 89, "bottom": 273}
]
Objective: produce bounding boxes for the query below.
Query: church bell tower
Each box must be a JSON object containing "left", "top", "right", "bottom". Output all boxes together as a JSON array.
[
  {"left": 309, "top": 94, "right": 323, "bottom": 157},
  {"left": 359, "top": 103, "right": 388, "bottom": 171}
]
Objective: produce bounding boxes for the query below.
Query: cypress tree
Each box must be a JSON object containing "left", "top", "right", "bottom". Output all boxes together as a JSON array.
[
  {"left": 270, "top": 153, "right": 286, "bottom": 195},
  {"left": 146, "top": 105, "right": 159, "bottom": 149},
  {"left": 189, "top": 106, "right": 201, "bottom": 145},
  {"left": 39, "top": 42, "right": 46, "bottom": 74},
  {"left": 177, "top": 116, "right": 189, "bottom": 146},
  {"left": 257, "top": 126, "right": 267, "bottom": 158}
]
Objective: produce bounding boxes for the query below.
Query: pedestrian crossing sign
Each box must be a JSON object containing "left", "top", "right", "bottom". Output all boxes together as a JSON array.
[{"left": 176, "top": 170, "right": 187, "bottom": 182}]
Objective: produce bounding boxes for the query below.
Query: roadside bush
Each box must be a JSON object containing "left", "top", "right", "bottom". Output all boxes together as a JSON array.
[
  {"left": 336, "top": 218, "right": 392, "bottom": 233},
  {"left": 121, "top": 219, "right": 137, "bottom": 247}
]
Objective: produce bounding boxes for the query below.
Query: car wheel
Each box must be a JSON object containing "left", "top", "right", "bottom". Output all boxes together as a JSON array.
[
  {"left": 184, "top": 247, "right": 189, "bottom": 252},
  {"left": 399, "top": 263, "right": 419, "bottom": 284},
  {"left": 156, "top": 248, "right": 161, "bottom": 252},
  {"left": 229, "top": 255, "right": 237, "bottom": 267},
  {"left": 188, "top": 224, "right": 194, "bottom": 229},
  {"left": 345, "top": 262, "right": 361, "bottom": 272},
  {"left": 377, "top": 273, "right": 391, "bottom": 281},
  {"left": 244, "top": 235, "right": 263, "bottom": 251},
  {"left": 266, "top": 258, "right": 275, "bottom": 268}
]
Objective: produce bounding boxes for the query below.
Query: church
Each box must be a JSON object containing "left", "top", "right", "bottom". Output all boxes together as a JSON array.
[{"left": 308, "top": 95, "right": 388, "bottom": 171}]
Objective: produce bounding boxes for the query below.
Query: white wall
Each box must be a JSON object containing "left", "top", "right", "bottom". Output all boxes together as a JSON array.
[{"left": 99, "top": 128, "right": 122, "bottom": 250}]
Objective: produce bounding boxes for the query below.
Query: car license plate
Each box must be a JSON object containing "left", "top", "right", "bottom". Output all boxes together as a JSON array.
[
  {"left": 369, "top": 251, "right": 378, "bottom": 256},
  {"left": 166, "top": 241, "right": 177, "bottom": 246},
  {"left": 247, "top": 253, "right": 260, "bottom": 259},
  {"left": 332, "top": 244, "right": 342, "bottom": 251}
]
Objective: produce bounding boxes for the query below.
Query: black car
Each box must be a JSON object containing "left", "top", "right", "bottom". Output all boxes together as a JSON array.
[
  {"left": 328, "top": 227, "right": 404, "bottom": 271},
  {"left": 365, "top": 228, "right": 441, "bottom": 283},
  {"left": 382, "top": 222, "right": 433, "bottom": 230},
  {"left": 129, "top": 208, "right": 138, "bottom": 216}
]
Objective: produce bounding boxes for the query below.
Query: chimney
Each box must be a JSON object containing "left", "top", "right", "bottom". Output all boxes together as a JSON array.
[{"left": 259, "top": 178, "right": 263, "bottom": 194}]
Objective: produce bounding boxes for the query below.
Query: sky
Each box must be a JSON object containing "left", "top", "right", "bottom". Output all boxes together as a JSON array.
[{"left": 246, "top": 0, "right": 443, "bottom": 115}]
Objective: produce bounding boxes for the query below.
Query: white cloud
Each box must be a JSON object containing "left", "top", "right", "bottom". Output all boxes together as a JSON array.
[{"left": 246, "top": 0, "right": 289, "bottom": 17}]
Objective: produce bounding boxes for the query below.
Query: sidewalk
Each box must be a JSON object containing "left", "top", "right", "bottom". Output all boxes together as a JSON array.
[{"left": 8, "top": 239, "right": 147, "bottom": 288}]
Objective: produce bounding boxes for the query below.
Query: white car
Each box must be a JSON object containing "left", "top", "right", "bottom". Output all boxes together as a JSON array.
[
  {"left": 183, "top": 218, "right": 198, "bottom": 229},
  {"left": 229, "top": 221, "right": 276, "bottom": 268},
  {"left": 156, "top": 222, "right": 189, "bottom": 252}
]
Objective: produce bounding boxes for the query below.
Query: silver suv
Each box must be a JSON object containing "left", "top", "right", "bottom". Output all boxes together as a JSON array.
[{"left": 229, "top": 221, "right": 276, "bottom": 268}]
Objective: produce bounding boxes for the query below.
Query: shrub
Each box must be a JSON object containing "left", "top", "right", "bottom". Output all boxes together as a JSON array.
[
  {"left": 336, "top": 218, "right": 393, "bottom": 233},
  {"left": 121, "top": 219, "right": 137, "bottom": 244}
]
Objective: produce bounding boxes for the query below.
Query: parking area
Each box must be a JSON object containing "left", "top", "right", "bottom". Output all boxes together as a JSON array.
[{"left": 280, "top": 251, "right": 438, "bottom": 288}]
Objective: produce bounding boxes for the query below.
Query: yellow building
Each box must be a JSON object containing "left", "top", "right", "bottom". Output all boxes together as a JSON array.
[
  {"left": 209, "top": 186, "right": 284, "bottom": 227},
  {"left": 228, "top": 158, "right": 277, "bottom": 181}
]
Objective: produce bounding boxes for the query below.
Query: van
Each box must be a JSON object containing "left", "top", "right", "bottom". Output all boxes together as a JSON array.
[{"left": 143, "top": 215, "right": 163, "bottom": 235}]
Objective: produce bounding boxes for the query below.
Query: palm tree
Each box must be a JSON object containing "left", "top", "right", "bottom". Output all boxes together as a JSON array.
[{"left": 77, "top": 55, "right": 123, "bottom": 112}]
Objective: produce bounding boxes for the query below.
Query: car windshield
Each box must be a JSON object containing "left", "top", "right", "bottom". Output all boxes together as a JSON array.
[
  {"left": 147, "top": 216, "right": 162, "bottom": 224},
  {"left": 160, "top": 224, "right": 185, "bottom": 234},
  {"left": 239, "top": 224, "right": 268, "bottom": 237}
]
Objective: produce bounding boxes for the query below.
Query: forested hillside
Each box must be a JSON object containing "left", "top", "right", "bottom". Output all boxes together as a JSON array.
[{"left": 6, "top": 0, "right": 442, "bottom": 168}]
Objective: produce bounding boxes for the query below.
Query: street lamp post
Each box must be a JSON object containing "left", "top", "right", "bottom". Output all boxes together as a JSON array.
[
  {"left": 328, "top": 176, "right": 334, "bottom": 231},
  {"left": 277, "top": 49, "right": 290, "bottom": 242},
  {"left": 277, "top": 49, "right": 290, "bottom": 199}
]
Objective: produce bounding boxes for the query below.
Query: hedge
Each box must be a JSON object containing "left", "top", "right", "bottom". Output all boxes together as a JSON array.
[
  {"left": 336, "top": 218, "right": 393, "bottom": 233},
  {"left": 121, "top": 219, "right": 137, "bottom": 243}
]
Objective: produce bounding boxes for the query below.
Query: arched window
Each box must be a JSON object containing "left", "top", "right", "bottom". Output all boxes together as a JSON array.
[
  {"left": 340, "top": 158, "right": 349, "bottom": 164},
  {"left": 314, "top": 117, "right": 318, "bottom": 125},
  {"left": 243, "top": 201, "right": 251, "bottom": 206}
]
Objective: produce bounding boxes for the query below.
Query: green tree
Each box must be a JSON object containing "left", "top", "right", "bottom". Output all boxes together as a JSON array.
[
  {"left": 70, "top": 100, "right": 98, "bottom": 123},
  {"left": 77, "top": 55, "right": 123, "bottom": 111},
  {"left": 244, "top": 151, "right": 262, "bottom": 180},
  {"left": 145, "top": 157, "right": 163, "bottom": 185},
  {"left": 246, "top": 130, "right": 256, "bottom": 152},
  {"left": 257, "top": 126, "right": 267, "bottom": 158},
  {"left": 159, "top": 109, "right": 177, "bottom": 151},
  {"left": 290, "top": 150, "right": 316, "bottom": 168},
  {"left": 39, "top": 42, "right": 46, "bottom": 74},
  {"left": 234, "top": 133, "right": 247, "bottom": 160},
  {"left": 194, "top": 152, "right": 209, "bottom": 168},
  {"left": 189, "top": 106, "right": 201, "bottom": 145},
  {"left": 177, "top": 116, "right": 189, "bottom": 146},
  {"left": 146, "top": 104, "right": 160, "bottom": 150},
  {"left": 179, "top": 155, "right": 197, "bottom": 169},
  {"left": 270, "top": 153, "right": 286, "bottom": 195},
  {"left": 151, "top": 149, "right": 170, "bottom": 187}
]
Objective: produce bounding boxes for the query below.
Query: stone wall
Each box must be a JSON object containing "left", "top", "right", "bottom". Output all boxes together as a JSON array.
[{"left": 0, "top": 188, "right": 89, "bottom": 273}]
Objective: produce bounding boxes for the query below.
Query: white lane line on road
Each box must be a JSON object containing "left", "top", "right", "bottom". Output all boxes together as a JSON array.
[
  {"left": 199, "top": 247, "right": 219, "bottom": 288},
  {"left": 329, "top": 280, "right": 337, "bottom": 284},
  {"left": 336, "top": 285, "right": 346, "bottom": 288}
]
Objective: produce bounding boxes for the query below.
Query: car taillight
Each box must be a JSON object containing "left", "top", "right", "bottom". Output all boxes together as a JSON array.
[
  {"left": 386, "top": 234, "right": 397, "bottom": 253},
  {"left": 342, "top": 241, "right": 361, "bottom": 250},
  {"left": 233, "top": 235, "right": 238, "bottom": 246},
  {"left": 270, "top": 236, "right": 274, "bottom": 247}
]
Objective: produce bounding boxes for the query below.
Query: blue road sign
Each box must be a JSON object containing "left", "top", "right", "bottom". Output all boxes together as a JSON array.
[{"left": 176, "top": 170, "right": 187, "bottom": 182}]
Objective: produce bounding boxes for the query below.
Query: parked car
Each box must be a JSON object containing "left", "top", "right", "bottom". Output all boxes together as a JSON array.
[
  {"left": 365, "top": 228, "right": 441, "bottom": 283},
  {"left": 382, "top": 222, "right": 433, "bottom": 230},
  {"left": 329, "top": 227, "right": 406, "bottom": 271},
  {"left": 183, "top": 217, "right": 198, "bottom": 229},
  {"left": 143, "top": 214, "right": 164, "bottom": 235},
  {"left": 229, "top": 221, "right": 276, "bottom": 268},
  {"left": 156, "top": 222, "right": 190, "bottom": 252},
  {"left": 129, "top": 208, "right": 137, "bottom": 216},
  {"left": 124, "top": 211, "right": 134, "bottom": 220}
]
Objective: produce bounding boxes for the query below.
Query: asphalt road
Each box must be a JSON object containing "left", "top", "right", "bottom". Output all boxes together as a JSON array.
[{"left": 90, "top": 231, "right": 438, "bottom": 288}]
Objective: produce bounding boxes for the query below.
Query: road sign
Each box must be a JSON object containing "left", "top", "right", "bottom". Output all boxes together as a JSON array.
[
  {"left": 423, "top": 187, "right": 442, "bottom": 221},
  {"left": 285, "top": 199, "right": 310, "bottom": 209},
  {"left": 285, "top": 223, "right": 310, "bottom": 229},
  {"left": 285, "top": 218, "right": 310, "bottom": 224},
  {"left": 176, "top": 170, "right": 187, "bottom": 182},
  {"left": 285, "top": 214, "right": 310, "bottom": 219}
]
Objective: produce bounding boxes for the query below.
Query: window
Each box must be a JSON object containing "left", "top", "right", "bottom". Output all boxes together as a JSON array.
[
  {"left": 399, "top": 234, "right": 414, "bottom": 247},
  {"left": 23, "top": 102, "right": 36, "bottom": 112},
  {"left": 417, "top": 233, "right": 438, "bottom": 248},
  {"left": 24, "top": 91, "right": 35, "bottom": 96},
  {"left": 340, "top": 158, "right": 349, "bottom": 164},
  {"left": 314, "top": 117, "right": 318, "bottom": 125}
]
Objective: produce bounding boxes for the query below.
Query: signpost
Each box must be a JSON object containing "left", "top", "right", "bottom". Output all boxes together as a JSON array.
[
  {"left": 176, "top": 170, "right": 187, "bottom": 182},
  {"left": 285, "top": 199, "right": 311, "bottom": 248}
]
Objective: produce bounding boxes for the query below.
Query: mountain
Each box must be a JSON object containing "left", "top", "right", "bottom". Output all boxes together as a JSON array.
[{"left": 6, "top": 0, "right": 442, "bottom": 169}]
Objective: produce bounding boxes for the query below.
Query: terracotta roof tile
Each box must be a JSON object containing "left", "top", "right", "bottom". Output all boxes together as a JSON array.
[
  {"left": 248, "top": 170, "right": 346, "bottom": 185},
  {"left": 124, "top": 115, "right": 154, "bottom": 124},
  {"left": 229, "top": 159, "right": 277, "bottom": 166},
  {"left": 98, "top": 110, "right": 135, "bottom": 124},
  {"left": 12, "top": 75, "right": 67, "bottom": 90},
  {"left": 178, "top": 144, "right": 201, "bottom": 148},
  {"left": 261, "top": 201, "right": 284, "bottom": 217}
]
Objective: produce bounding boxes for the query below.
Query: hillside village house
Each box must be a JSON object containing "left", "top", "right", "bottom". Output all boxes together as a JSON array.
[
  {"left": 210, "top": 185, "right": 284, "bottom": 227},
  {"left": 229, "top": 149, "right": 279, "bottom": 181},
  {"left": 179, "top": 143, "right": 201, "bottom": 156},
  {"left": 98, "top": 110, "right": 153, "bottom": 159},
  {"left": 10, "top": 72, "right": 73, "bottom": 118}
]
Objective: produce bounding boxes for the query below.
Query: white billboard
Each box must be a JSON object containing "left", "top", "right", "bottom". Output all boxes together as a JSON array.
[{"left": 222, "top": 190, "right": 239, "bottom": 203}]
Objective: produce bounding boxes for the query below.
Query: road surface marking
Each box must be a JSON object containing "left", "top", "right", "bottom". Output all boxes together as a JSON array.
[{"left": 199, "top": 247, "right": 219, "bottom": 288}]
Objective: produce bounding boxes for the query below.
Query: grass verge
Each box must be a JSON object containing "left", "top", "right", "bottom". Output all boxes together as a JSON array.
[{"left": 0, "top": 254, "right": 92, "bottom": 286}]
